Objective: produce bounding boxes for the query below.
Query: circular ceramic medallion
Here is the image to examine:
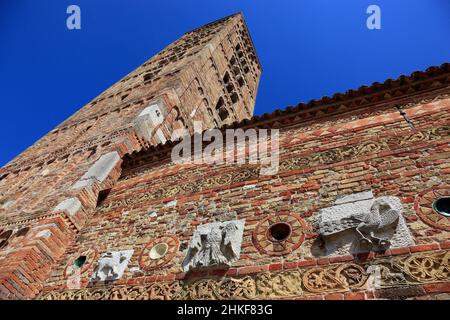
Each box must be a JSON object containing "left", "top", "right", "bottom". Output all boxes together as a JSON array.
[
  {"left": 415, "top": 186, "right": 450, "bottom": 231},
  {"left": 64, "top": 248, "right": 98, "bottom": 278},
  {"left": 252, "top": 213, "right": 307, "bottom": 256},
  {"left": 139, "top": 235, "right": 179, "bottom": 271}
]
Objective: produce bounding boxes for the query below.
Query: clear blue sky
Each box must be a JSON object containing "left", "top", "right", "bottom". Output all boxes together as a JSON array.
[{"left": 1, "top": 0, "right": 449, "bottom": 167}]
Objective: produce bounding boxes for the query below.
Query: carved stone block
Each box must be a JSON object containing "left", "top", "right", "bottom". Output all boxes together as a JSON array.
[
  {"left": 90, "top": 250, "right": 134, "bottom": 282},
  {"left": 133, "top": 100, "right": 167, "bottom": 143},
  {"left": 52, "top": 197, "right": 81, "bottom": 216},
  {"left": 317, "top": 191, "right": 413, "bottom": 255},
  {"left": 72, "top": 152, "right": 120, "bottom": 189},
  {"left": 182, "top": 219, "right": 245, "bottom": 272}
]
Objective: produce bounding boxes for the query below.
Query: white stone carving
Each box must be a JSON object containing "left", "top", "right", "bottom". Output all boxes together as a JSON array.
[
  {"left": 182, "top": 220, "right": 245, "bottom": 272},
  {"left": 52, "top": 197, "right": 81, "bottom": 216},
  {"left": 72, "top": 152, "right": 121, "bottom": 189},
  {"left": 91, "top": 250, "right": 134, "bottom": 282},
  {"left": 134, "top": 100, "right": 167, "bottom": 142},
  {"left": 317, "top": 191, "right": 413, "bottom": 255}
]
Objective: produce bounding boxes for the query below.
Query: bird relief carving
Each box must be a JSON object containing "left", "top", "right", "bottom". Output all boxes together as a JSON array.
[
  {"left": 182, "top": 220, "right": 245, "bottom": 272},
  {"left": 318, "top": 192, "right": 413, "bottom": 254}
]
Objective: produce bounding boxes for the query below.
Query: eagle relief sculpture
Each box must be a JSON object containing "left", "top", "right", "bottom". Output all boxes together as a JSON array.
[
  {"left": 353, "top": 198, "right": 400, "bottom": 249},
  {"left": 318, "top": 192, "right": 412, "bottom": 253},
  {"left": 182, "top": 220, "right": 245, "bottom": 272}
]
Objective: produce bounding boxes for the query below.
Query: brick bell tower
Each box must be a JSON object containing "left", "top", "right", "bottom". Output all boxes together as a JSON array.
[{"left": 0, "top": 13, "right": 261, "bottom": 299}]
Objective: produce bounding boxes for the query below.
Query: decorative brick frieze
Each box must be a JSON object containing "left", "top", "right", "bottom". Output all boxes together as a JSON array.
[{"left": 37, "top": 248, "right": 450, "bottom": 300}]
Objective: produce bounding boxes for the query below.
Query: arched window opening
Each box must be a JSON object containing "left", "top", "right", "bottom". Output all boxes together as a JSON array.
[
  {"left": 96, "top": 189, "right": 111, "bottom": 207},
  {"left": 0, "top": 230, "right": 13, "bottom": 249},
  {"left": 15, "top": 227, "right": 30, "bottom": 238},
  {"left": 223, "top": 72, "right": 230, "bottom": 84},
  {"left": 215, "top": 97, "right": 225, "bottom": 110},
  {"left": 218, "top": 107, "right": 229, "bottom": 121},
  {"left": 237, "top": 77, "right": 245, "bottom": 87},
  {"left": 230, "top": 92, "right": 239, "bottom": 104},
  {"left": 215, "top": 97, "right": 229, "bottom": 121}
]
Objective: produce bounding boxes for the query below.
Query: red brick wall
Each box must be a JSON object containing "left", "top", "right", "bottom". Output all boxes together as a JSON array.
[
  {"left": 0, "top": 14, "right": 261, "bottom": 299},
  {"left": 0, "top": 14, "right": 448, "bottom": 300},
  {"left": 38, "top": 90, "right": 450, "bottom": 300}
]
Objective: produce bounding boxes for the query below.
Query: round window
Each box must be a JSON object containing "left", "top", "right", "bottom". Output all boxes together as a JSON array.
[
  {"left": 433, "top": 197, "right": 450, "bottom": 217},
  {"left": 267, "top": 223, "right": 292, "bottom": 242},
  {"left": 149, "top": 243, "right": 169, "bottom": 260}
]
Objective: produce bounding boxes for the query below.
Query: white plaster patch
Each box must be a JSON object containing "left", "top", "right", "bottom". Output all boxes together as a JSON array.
[{"left": 243, "top": 184, "right": 257, "bottom": 190}]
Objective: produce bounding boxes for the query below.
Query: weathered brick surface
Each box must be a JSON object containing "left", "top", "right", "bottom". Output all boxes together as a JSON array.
[
  {"left": 35, "top": 90, "right": 450, "bottom": 300},
  {"left": 0, "top": 14, "right": 260, "bottom": 299},
  {"left": 1, "top": 13, "right": 449, "bottom": 300}
]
